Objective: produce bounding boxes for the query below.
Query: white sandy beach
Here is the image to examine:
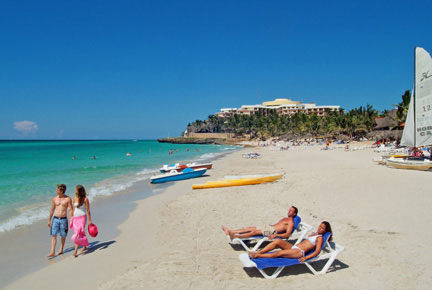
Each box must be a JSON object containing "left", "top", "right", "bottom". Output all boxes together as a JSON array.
[{"left": 5, "top": 144, "right": 432, "bottom": 290}]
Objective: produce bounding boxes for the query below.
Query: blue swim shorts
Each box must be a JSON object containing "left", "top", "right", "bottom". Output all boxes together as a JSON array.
[{"left": 50, "top": 217, "right": 68, "bottom": 237}]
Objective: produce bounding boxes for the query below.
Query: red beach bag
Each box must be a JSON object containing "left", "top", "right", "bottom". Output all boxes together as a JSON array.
[{"left": 88, "top": 224, "right": 99, "bottom": 238}]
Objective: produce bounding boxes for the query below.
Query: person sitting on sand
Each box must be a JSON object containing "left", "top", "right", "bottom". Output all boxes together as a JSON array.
[
  {"left": 222, "top": 206, "right": 298, "bottom": 240},
  {"left": 249, "top": 221, "right": 332, "bottom": 262}
]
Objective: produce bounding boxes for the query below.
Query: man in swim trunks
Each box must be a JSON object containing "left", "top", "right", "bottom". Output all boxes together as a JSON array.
[
  {"left": 47, "top": 184, "right": 73, "bottom": 258},
  {"left": 221, "top": 206, "right": 298, "bottom": 240}
]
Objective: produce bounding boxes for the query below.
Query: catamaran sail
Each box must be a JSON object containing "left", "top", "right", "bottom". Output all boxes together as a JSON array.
[
  {"left": 401, "top": 47, "right": 432, "bottom": 147},
  {"left": 415, "top": 47, "right": 432, "bottom": 147},
  {"left": 387, "top": 47, "right": 432, "bottom": 170},
  {"left": 400, "top": 90, "right": 415, "bottom": 147}
]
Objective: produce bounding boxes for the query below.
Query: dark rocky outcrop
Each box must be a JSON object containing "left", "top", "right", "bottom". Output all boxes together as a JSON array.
[{"left": 157, "top": 137, "right": 232, "bottom": 145}]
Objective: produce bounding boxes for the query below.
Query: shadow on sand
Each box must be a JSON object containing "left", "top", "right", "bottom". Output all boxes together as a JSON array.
[
  {"left": 83, "top": 240, "right": 116, "bottom": 254},
  {"left": 47, "top": 240, "right": 116, "bottom": 260},
  {"left": 242, "top": 259, "right": 349, "bottom": 278}
]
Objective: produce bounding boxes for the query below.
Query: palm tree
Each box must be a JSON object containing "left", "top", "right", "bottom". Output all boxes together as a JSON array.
[
  {"left": 380, "top": 109, "right": 390, "bottom": 117},
  {"left": 306, "top": 114, "right": 321, "bottom": 136},
  {"left": 187, "top": 93, "right": 407, "bottom": 139},
  {"left": 363, "top": 104, "right": 378, "bottom": 132},
  {"left": 396, "top": 90, "right": 411, "bottom": 124}
]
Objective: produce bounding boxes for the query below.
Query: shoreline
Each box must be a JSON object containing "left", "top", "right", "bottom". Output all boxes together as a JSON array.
[
  {"left": 5, "top": 143, "right": 432, "bottom": 289},
  {"left": 0, "top": 149, "right": 236, "bottom": 288},
  {"left": 0, "top": 180, "right": 152, "bottom": 287},
  {"left": 3, "top": 156, "right": 215, "bottom": 290},
  {"left": 0, "top": 140, "right": 239, "bottom": 234}
]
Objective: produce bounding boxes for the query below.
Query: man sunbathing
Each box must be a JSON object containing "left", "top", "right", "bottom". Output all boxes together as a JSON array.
[{"left": 222, "top": 206, "right": 298, "bottom": 240}]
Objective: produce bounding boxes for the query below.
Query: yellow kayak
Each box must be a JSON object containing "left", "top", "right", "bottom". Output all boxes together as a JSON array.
[{"left": 192, "top": 173, "right": 283, "bottom": 189}]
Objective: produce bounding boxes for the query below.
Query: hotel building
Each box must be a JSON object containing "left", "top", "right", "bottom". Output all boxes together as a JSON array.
[{"left": 215, "top": 98, "right": 340, "bottom": 118}]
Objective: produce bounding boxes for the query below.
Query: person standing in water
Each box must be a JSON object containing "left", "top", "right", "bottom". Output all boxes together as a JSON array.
[
  {"left": 47, "top": 184, "right": 73, "bottom": 258},
  {"left": 70, "top": 185, "right": 93, "bottom": 257}
]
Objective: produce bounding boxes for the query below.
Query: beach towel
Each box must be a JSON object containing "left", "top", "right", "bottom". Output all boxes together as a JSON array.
[{"left": 70, "top": 215, "right": 89, "bottom": 247}]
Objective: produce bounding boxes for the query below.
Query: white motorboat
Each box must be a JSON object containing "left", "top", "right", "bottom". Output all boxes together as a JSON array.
[{"left": 159, "top": 162, "right": 213, "bottom": 173}]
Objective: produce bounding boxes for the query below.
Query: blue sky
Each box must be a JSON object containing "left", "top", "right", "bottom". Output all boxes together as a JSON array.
[{"left": 1, "top": 0, "right": 431, "bottom": 139}]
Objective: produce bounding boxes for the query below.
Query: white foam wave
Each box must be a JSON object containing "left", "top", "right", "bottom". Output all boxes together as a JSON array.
[
  {"left": 0, "top": 147, "right": 238, "bottom": 232},
  {"left": 87, "top": 170, "right": 155, "bottom": 201},
  {"left": 198, "top": 153, "right": 217, "bottom": 160},
  {"left": 136, "top": 168, "right": 158, "bottom": 176},
  {"left": 87, "top": 180, "right": 136, "bottom": 200},
  {"left": 194, "top": 148, "right": 239, "bottom": 162},
  {"left": 0, "top": 167, "right": 158, "bottom": 232},
  {"left": 0, "top": 205, "right": 50, "bottom": 233},
  {"left": 220, "top": 146, "right": 240, "bottom": 151}
]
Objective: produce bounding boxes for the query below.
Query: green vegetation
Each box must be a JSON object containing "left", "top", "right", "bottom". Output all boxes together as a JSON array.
[
  {"left": 186, "top": 91, "right": 411, "bottom": 139},
  {"left": 396, "top": 90, "right": 411, "bottom": 124}
]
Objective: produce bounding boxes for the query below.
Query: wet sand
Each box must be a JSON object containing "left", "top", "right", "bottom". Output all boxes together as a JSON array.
[{"left": 0, "top": 182, "right": 155, "bottom": 287}]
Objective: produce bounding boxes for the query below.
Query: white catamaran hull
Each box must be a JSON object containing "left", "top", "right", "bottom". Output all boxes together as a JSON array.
[
  {"left": 373, "top": 156, "right": 387, "bottom": 165},
  {"left": 386, "top": 157, "right": 432, "bottom": 171}
]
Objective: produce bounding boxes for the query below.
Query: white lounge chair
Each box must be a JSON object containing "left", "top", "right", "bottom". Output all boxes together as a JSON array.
[
  {"left": 242, "top": 152, "right": 261, "bottom": 159},
  {"left": 227, "top": 216, "right": 312, "bottom": 252},
  {"left": 238, "top": 233, "right": 344, "bottom": 279}
]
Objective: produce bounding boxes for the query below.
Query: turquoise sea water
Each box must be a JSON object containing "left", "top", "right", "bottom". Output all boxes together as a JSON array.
[{"left": 0, "top": 140, "right": 239, "bottom": 232}]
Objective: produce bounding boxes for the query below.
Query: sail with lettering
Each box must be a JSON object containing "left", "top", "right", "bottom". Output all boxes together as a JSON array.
[
  {"left": 414, "top": 47, "right": 432, "bottom": 147},
  {"left": 385, "top": 47, "right": 432, "bottom": 170}
]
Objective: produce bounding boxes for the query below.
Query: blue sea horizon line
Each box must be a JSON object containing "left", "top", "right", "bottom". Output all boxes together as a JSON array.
[{"left": 0, "top": 139, "right": 161, "bottom": 142}]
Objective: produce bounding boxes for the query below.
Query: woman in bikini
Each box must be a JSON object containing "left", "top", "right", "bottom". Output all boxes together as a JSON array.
[{"left": 249, "top": 221, "right": 332, "bottom": 263}]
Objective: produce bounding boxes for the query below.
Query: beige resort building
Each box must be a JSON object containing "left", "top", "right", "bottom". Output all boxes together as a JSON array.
[{"left": 215, "top": 98, "right": 340, "bottom": 118}]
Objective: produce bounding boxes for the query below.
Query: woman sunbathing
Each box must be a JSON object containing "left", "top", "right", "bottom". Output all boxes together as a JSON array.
[{"left": 249, "top": 221, "right": 332, "bottom": 263}]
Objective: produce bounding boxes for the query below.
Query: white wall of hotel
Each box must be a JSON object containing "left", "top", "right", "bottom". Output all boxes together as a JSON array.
[{"left": 216, "top": 103, "right": 340, "bottom": 118}]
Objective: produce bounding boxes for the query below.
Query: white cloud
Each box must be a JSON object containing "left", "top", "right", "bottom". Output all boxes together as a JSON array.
[{"left": 13, "top": 120, "right": 39, "bottom": 134}]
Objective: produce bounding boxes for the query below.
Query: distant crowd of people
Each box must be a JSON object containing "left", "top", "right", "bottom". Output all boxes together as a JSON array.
[{"left": 375, "top": 138, "right": 432, "bottom": 160}]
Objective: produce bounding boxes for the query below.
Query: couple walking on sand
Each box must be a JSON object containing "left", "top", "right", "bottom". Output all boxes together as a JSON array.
[{"left": 47, "top": 184, "right": 95, "bottom": 258}]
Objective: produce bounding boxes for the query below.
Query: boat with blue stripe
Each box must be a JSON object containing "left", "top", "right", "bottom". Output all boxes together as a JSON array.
[{"left": 150, "top": 167, "right": 207, "bottom": 184}]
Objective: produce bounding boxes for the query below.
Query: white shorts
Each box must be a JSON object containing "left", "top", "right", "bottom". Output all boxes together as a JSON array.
[{"left": 259, "top": 224, "right": 276, "bottom": 236}]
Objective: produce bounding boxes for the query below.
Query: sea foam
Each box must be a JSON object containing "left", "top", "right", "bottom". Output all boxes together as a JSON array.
[
  {"left": 0, "top": 140, "right": 240, "bottom": 233},
  {"left": 0, "top": 169, "right": 158, "bottom": 232}
]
